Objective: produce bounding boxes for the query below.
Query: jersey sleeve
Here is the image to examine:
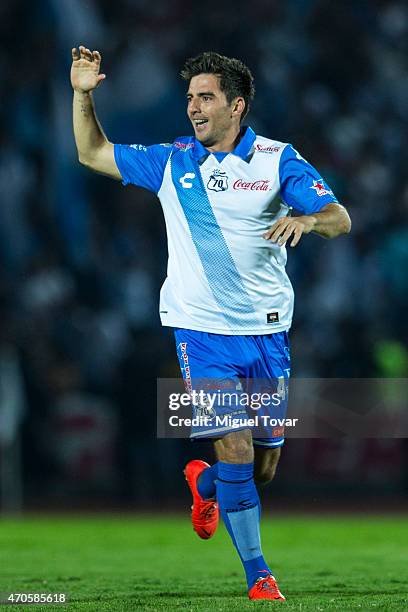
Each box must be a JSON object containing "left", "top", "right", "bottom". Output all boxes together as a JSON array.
[
  {"left": 113, "top": 143, "right": 172, "bottom": 194},
  {"left": 279, "top": 144, "right": 338, "bottom": 214}
]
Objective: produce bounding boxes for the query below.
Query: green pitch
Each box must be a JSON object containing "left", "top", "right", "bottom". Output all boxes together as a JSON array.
[{"left": 0, "top": 514, "right": 407, "bottom": 611}]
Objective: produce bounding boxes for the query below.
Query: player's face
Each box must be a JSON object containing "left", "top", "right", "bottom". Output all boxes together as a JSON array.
[{"left": 187, "top": 74, "right": 237, "bottom": 148}]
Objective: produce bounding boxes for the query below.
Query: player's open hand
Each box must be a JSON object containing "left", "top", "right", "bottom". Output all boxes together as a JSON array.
[
  {"left": 263, "top": 215, "right": 316, "bottom": 247},
  {"left": 71, "top": 46, "right": 106, "bottom": 93}
]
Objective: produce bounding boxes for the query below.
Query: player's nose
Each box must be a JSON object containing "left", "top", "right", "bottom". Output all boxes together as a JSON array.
[{"left": 188, "top": 98, "right": 201, "bottom": 115}]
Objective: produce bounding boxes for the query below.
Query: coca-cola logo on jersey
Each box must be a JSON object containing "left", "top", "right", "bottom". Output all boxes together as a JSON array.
[{"left": 233, "top": 179, "right": 272, "bottom": 191}]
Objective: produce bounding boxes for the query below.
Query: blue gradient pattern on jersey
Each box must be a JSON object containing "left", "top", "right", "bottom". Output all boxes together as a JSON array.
[{"left": 171, "top": 150, "right": 259, "bottom": 329}]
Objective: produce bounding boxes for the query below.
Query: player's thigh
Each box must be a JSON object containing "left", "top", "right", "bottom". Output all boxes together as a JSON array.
[
  {"left": 249, "top": 332, "right": 290, "bottom": 448},
  {"left": 254, "top": 446, "right": 281, "bottom": 485},
  {"left": 174, "top": 329, "right": 251, "bottom": 441}
]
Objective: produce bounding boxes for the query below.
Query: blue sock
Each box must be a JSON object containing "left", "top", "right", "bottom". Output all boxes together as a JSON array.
[
  {"left": 197, "top": 462, "right": 219, "bottom": 499},
  {"left": 216, "top": 462, "right": 272, "bottom": 589}
]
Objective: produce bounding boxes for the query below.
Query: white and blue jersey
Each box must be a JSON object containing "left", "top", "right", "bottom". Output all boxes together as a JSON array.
[{"left": 114, "top": 126, "right": 338, "bottom": 336}]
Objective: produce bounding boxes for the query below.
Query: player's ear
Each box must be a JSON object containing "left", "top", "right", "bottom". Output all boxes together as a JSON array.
[{"left": 231, "top": 97, "right": 245, "bottom": 119}]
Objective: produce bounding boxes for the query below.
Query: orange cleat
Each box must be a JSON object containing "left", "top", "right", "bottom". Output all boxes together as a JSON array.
[
  {"left": 184, "top": 459, "right": 219, "bottom": 540},
  {"left": 248, "top": 574, "right": 286, "bottom": 601}
]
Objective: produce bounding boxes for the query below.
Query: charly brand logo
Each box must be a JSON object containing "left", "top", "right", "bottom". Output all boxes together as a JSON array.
[
  {"left": 179, "top": 172, "right": 196, "bottom": 188},
  {"left": 207, "top": 168, "right": 229, "bottom": 192},
  {"left": 233, "top": 179, "right": 272, "bottom": 191}
]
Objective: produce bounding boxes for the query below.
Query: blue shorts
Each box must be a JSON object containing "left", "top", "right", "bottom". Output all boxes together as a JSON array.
[{"left": 174, "top": 329, "right": 290, "bottom": 448}]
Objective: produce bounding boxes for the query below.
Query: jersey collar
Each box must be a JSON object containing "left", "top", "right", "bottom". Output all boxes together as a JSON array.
[{"left": 191, "top": 126, "right": 256, "bottom": 163}]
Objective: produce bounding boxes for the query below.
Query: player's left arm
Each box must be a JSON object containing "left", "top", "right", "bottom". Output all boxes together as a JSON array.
[
  {"left": 264, "top": 144, "right": 351, "bottom": 247},
  {"left": 263, "top": 202, "right": 351, "bottom": 247}
]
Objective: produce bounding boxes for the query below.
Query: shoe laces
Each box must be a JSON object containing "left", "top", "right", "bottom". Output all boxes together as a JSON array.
[
  {"left": 254, "top": 575, "right": 279, "bottom": 595},
  {"left": 200, "top": 501, "right": 217, "bottom": 522}
]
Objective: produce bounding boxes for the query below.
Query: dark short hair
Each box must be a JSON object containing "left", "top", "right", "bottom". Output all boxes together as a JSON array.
[{"left": 181, "top": 51, "right": 255, "bottom": 121}]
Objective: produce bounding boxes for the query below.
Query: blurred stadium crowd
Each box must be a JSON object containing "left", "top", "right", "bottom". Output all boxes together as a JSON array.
[{"left": 0, "top": 0, "right": 407, "bottom": 508}]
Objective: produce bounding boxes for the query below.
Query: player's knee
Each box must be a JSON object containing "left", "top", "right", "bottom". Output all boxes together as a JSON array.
[
  {"left": 254, "top": 447, "right": 281, "bottom": 486},
  {"left": 224, "top": 437, "right": 253, "bottom": 463},
  {"left": 254, "top": 463, "right": 277, "bottom": 486},
  {"left": 215, "top": 429, "right": 254, "bottom": 463}
]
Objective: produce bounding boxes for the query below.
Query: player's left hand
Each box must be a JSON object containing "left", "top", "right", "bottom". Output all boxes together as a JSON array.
[{"left": 263, "top": 215, "right": 316, "bottom": 247}]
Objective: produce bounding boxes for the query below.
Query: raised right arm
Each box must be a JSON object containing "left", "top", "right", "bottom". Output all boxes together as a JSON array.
[{"left": 71, "top": 46, "right": 121, "bottom": 180}]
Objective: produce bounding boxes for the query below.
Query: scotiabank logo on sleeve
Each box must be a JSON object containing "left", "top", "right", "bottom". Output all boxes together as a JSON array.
[{"left": 233, "top": 179, "right": 272, "bottom": 191}]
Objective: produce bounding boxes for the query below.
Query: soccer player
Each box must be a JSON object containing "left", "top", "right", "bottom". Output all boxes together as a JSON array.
[{"left": 71, "top": 47, "right": 351, "bottom": 600}]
